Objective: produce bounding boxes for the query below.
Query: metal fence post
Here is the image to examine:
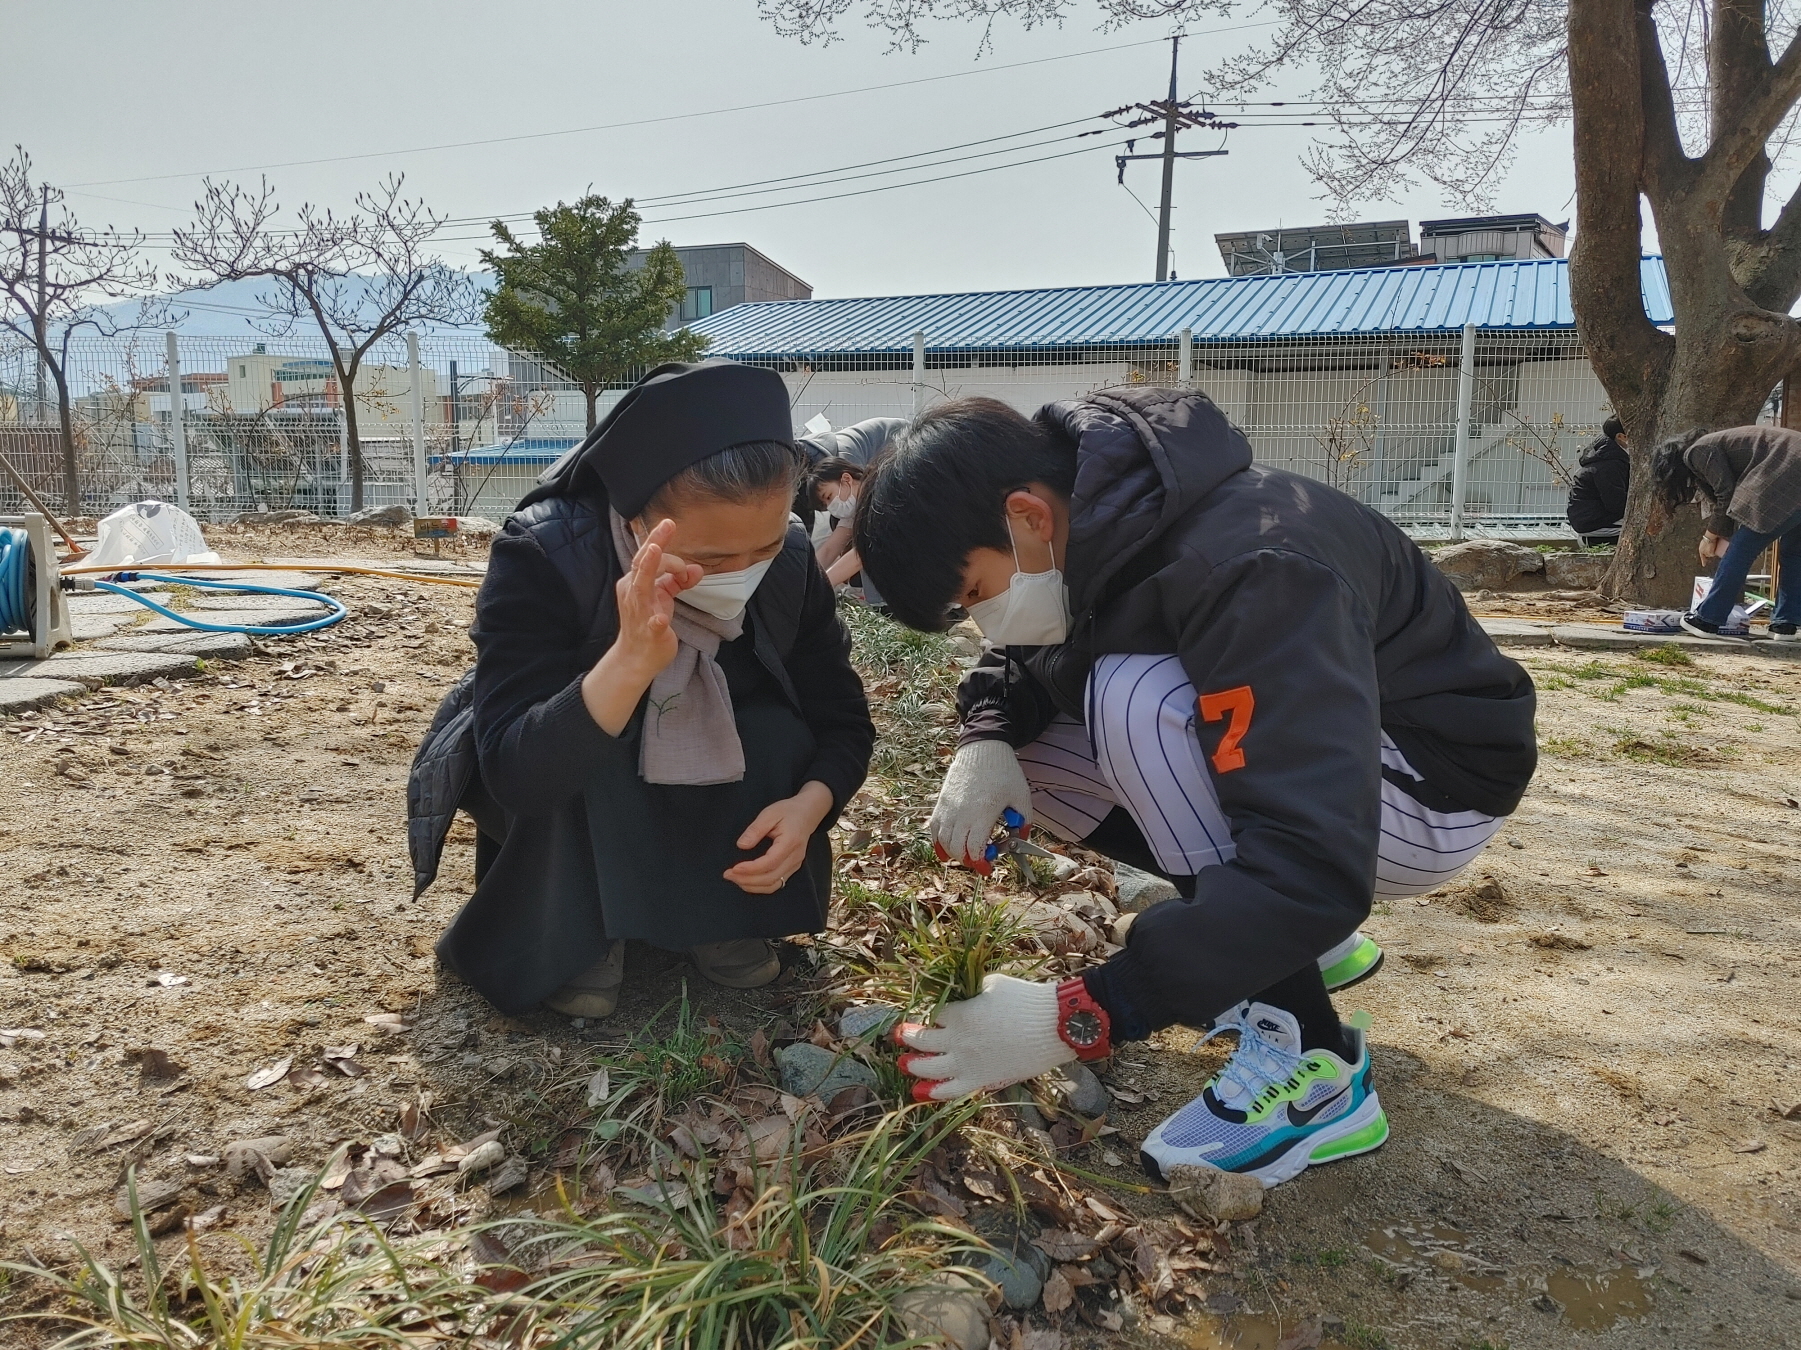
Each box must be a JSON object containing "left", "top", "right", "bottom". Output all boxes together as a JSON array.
[
  {"left": 165, "top": 332, "right": 190, "bottom": 510},
  {"left": 911, "top": 331, "right": 927, "bottom": 419},
  {"left": 1449, "top": 322, "right": 1476, "bottom": 542},
  {"left": 407, "top": 332, "right": 428, "bottom": 515},
  {"left": 1178, "top": 326, "right": 1193, "bottom": 387}
]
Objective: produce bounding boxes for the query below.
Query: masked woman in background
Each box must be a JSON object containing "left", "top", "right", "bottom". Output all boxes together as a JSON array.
[{"left": 409, "top": 361, "right": 874, "bottom": 1019}]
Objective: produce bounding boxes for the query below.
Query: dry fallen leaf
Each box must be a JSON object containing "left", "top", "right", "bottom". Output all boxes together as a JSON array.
[
  {"left": 1034, "top": 1229, "right": 1100, "bottom": 1262},
  {"left": 1733, "top": 1138, "right": 1767, "bottom": 1154},
  {"left": 585, "top": 1069, "right": 611, "bottom": 1110},
  {"left": 1041, "top": 1266, "right": 1075, "bottom": 1314},
  {"left": 245, "top": 1057, "right": 293, "bottom": 1091}
]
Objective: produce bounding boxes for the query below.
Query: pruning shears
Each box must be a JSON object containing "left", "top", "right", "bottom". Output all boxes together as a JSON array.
[{"left": 934, "top": 808, "right": 1058, "bottom": 877}]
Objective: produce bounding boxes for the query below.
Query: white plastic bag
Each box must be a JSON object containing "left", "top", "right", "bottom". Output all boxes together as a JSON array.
[{"left": 87, "top": 500, "right": 221, "bottom": 568}]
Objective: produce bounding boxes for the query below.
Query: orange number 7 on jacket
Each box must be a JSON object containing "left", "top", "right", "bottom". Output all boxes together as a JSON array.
[{"left": 1197, "top": 685, "right": 1255, "bottom": 773}]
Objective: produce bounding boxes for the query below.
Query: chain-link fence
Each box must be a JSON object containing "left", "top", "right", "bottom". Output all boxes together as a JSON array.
[
  {"left": 762, "top": 325, "right": 1606, "bottom": 541},
  {"left": 0, "top": 325, "right": 1607, "bottom": 539}
]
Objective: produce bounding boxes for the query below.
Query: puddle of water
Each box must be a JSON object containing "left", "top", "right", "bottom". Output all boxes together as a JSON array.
[
  {"left": 1545, "top": 1264, "right": 1653, "bottom": 1331},
  {"left": 1361, "top": 1222, "right": 1506, "bottom": 1294},
  {"left": 1183, "top": 1315, "right": 1350, "bottom": 1350}
]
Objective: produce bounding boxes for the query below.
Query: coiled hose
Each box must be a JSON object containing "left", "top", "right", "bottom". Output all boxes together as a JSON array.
[
  {"left": 93, "top": 571, "right": 348, "bottom": 635},
  {"left": 0, "top": 526, "right": 32, "bottom": 635}
]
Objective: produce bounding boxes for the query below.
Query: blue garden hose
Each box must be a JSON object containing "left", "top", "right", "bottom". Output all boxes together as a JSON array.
[
  {"left": 0, "top": 526, "right": 31, "bottom": 635},
  {"left": 92, "top": 571, "right": 348, "bottom": 636}
]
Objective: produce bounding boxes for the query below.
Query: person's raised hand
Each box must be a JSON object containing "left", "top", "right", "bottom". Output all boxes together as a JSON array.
[{"left": 613, "top": 518, "right": 701, "bottom": 678}]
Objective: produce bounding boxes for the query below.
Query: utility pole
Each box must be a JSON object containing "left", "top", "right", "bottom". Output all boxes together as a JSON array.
[
  {"left": 1113, "top": 37, "right": 1233, "bottom": 282},
  {"left": 1155, "top": 37, "right": 1181, "bottom": 285}
]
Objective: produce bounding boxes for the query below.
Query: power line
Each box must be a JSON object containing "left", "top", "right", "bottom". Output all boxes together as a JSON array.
[{"left": 66, "top": 23, "right": 1276, "bottom": 190}]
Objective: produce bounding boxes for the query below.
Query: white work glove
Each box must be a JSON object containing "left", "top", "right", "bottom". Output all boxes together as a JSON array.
[
  {"left": 929, "top": 740, "right": 1032, "bottom": 872},
  {"left": 894, "top": 974, "right": 1073, "bottom": 1101}
]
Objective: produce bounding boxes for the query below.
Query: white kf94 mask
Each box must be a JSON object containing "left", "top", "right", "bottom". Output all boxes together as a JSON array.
[
  {"left": 680, "top": 558, "right": 774, "bottom": 623},
  {"left": 963, "top": 525, "right": 1071, "bottom": 646}
]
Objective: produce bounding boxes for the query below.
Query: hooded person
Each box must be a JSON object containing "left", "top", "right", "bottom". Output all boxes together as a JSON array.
[
  {"left": 853, "top": 390, "right": 1536, "bottom": 1190},
  {"left": 1566, "top": 415, "right": 1631, "bottom": 543},
  {"left": 407, "top": 360, "right": 874, "bottom": 1019}
]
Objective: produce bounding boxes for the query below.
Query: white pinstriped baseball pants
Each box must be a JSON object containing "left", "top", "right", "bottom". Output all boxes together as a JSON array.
[{"left": 1016, "top": 653, "right": 1503, "bottom": 899}]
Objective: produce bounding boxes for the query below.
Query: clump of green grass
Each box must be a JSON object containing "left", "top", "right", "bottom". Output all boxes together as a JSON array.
[
  {"left": 6, "top": 1166, "right": 479, "bottom": 1349},
  {"left": 486, "top": 1102, "right": 990, "bottom": 1349},
  {"left": 1343, "top": 1319, "right": 1392, "bottom": 1349},
  {"left": 1540, "top": 734, "right": 1593, "bottom": 758},
  {"left": 838, "top": 886, "right": 1044, "bottom": 1016},
  {"left": 1634, "top": 645, "right": 1694, "bottom": 667}
]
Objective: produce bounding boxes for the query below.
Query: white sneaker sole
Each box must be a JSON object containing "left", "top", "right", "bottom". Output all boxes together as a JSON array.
[{"left": 1242, "top": 1091, "right": 1390, "bottom": 1187}]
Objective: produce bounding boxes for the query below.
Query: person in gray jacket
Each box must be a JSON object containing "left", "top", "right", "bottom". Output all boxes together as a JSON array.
[
  {"left": 1653, "top": 425, "right": 1801, "bottom": 641},
  {"left": 853, "top": 390, "right": 1535, "bottom": 1189}
]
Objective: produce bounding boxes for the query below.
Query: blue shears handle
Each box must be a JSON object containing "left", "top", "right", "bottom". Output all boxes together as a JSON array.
[{"left": 983, "top": 808, "right": 1029, "bottom": 862}]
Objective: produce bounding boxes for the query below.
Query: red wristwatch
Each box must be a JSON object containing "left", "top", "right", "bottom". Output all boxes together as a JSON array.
[{"left": 1054, "top": 977, "right": 1112, "bottom": 1061}]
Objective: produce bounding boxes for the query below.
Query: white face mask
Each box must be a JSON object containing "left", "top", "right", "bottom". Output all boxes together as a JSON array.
[
  {"left": 679, "top": 557, "right": 774, "bottom": 622},
  {"left": 827, "top": 492, "right": 858, "bottom": 522},
  {"left": 964, "top": 524, "right": 1071, "bottom": 646}
]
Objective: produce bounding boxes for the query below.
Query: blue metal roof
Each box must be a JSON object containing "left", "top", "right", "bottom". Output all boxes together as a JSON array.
[
  {"left": 430, "top": 436, "right": 577, "bottom": 466},
  {"left": 689, "top": 256, "right": 1674, "bottom": 359}
]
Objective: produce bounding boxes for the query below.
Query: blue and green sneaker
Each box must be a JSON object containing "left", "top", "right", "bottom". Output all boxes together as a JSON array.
[
  {"left": 1316, "top": 931, "right": 1384, "bottom": 991},
  {"left": 1139, "top": 1001, "right": 1388, "bottom": 1187}
]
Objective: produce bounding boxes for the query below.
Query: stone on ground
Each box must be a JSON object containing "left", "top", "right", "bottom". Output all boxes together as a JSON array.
[
  {"left": 97, "top": 631, "right": 252, "bottom": 659},
  {"left": 1544, "top": 550, "right": 1612, "bottom": 589},
  {"left": 1430, "top": 539, "right": 1545, "bottom": 591},
  {"left": 837, "top": 1003, "right": 900, "bottom": 1041},
  {"left": 0, "top": 676, "right": 85, "bottom": 712},
  {"left": 0, "top": 650, "right": 199, "bottom": 687},
  {"left": 64, "top": 591, "right": 173, "bottom": 614},
  {"left": 893, "top": 1274, "right": 991, "bottom": 1349},
  {"left": 773, "top": 1042, "right": 880, "bottom": 1099},
  {"left": 1114, "top": 861, "right": 1179, "bottom": 912},
  {"left": 1052, "top": 1062, "right": 1111, "bottom": 1118},
  {"left": 348, "top": 504, "right": 412, "bottom": 527},
  {"left": 1166, "top": 1162, "right": 1265, "bottom": 1221}
]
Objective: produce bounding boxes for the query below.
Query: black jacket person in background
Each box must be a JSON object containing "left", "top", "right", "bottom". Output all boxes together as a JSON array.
[
  {"left": 1566, "top": 416, "right": 1631, "bottom": 542},
  {"left": 407, "top": 361, "right": 872, "bottom": 1019},
  {"left": 854, "top": 389, "right": 1535, "bottom": 1190}
]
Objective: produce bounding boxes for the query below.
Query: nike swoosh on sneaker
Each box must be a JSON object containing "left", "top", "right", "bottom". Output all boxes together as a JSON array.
[{"left": 1285, "top": 1085, "right": 1352, "bottom": 1128}]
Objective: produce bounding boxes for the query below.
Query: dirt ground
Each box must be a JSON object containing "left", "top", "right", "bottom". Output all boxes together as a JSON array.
[{"left": 1, "top": 527, "right": 1798, "bottom": 1349}]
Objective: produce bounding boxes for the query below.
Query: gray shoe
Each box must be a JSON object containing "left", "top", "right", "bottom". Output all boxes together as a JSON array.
[
  {"left": 545, "top": 941, "right": 625, "bottom": 1019},
  {"left": 691, "top": 938, "right": 781, "bottom": 989}
]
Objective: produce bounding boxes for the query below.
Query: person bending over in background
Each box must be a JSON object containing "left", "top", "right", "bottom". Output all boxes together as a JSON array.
[
  {"left": 809, "top": 455, "right": 866, "bottom": 582},
  {"left": 1566, "top": 415, "right": 1631, "bottom": 546},
  {"left": 853, "top": 392, "right": 1536, "bottom": 1188},
  {"left": 1654, "top": 425, "right": 1801, "bottom": 643},
  {"left": 409, "top": 360, "right": 873, "bottom": 1020}
]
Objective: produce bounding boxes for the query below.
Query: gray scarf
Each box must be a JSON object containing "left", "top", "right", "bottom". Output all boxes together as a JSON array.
[{"left": 609, "top": 510, "right": 746, "bottom": 786}]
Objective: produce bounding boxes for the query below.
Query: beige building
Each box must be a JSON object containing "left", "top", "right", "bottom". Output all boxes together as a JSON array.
[{"left": 223, "top": 349, "right": 442, "bottom": 426}]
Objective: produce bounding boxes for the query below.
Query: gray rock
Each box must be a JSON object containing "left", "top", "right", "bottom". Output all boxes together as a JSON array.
[
  {"left": 1113, "top": 861, "right": 1179, "bottom": 913},
  {"left": 456, "top": 517, "right": 501, "bottom": 534},
  {"left": 997, "top": 1083, "right": 1048, "bottom": 1132},
  {"left": 970, "top": 1210, "right": 1049, "bottom": 1309},
  {"left": 64, "top": 590, "right": 174, "bottom": 614},
  {"left": 976, "top": 1246, "right": 1043, "bottom": 1310},
  {"left": 266, "top": 1167, "right": 316, "bottom": 1208},
  {"left": 0, "top": 650, "right": 200, "bottom": 688},
  {"left": 837, "top": 1004, "right": 900, "bottom": 1042},
  {"left": 97, "top": 631, "right": 252, "bottom": 659},
  {"left": 140, "top": 608, "right": 327, "bottom": 633},
  {"left": 235, "top": 509, "right": 315, "bottom": 524},
  {"left": 1166, "top": 1162, "right": 1265, "bottom": 1221},
  {"left": 114, "top": 1178, "right": 183, "bottom": 1218},
  {"left": 1054, "top": 1063, "right": 1111, "bottom": 1118},
  {"left": 348, "top": 504, "right": 412, "bottom": 527},
  {"left": 1544, "top": 550, "right": 1612, "bottom": 590},
  {"left": 893, "top": 1274, "right": 990, "bottom": 1349},
  {"left": 773, "top": 1043, "right": 880, "bottom": 1099},
  {"left": 223, "top": 1135, "right": 294, "bottom": 1183},
  {"left": 488, "top": 1154, "right": 530, "bottom": 1194},
  {"left": 1430, "top": 539, "right": 1545, "bottom": 592}
]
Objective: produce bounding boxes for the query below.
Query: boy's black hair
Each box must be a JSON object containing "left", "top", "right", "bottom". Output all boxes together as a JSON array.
[
  {"left": 809, "top": 455, "right": 864, "bottom": 509},
  {"left": 641, "top": 439, "right": 804, "bottom": 522},
  {"left": 853, "top": 397, "right": 1078, "bottom": 632},
  {"left": 1650, "top": 428, "right": 1711, "bottom": 515},
  {"left": 1602, "top": 414, "right": 1624, "bottom": 440}
]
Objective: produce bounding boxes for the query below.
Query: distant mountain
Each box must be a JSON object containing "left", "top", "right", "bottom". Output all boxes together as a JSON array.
[{"left": 101, "top": 274, "right": 496, "bottom": 340}]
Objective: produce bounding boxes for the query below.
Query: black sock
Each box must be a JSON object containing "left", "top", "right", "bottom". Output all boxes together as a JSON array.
[{"left": 1248, "top": 964, "right": 1348, "bottom": 1058}]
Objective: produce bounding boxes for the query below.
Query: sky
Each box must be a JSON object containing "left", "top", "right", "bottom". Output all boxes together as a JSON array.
[{"left": 3, "top": 0, "right": 1586, "bottom": 317}]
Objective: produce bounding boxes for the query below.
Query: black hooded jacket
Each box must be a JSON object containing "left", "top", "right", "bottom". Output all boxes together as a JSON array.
[
  {"left": 955, "top": 386, "right": 1536, "bottom": 1040},
  {"left": 1566, "top": 435, "right": 1630, "bottom": 535}
]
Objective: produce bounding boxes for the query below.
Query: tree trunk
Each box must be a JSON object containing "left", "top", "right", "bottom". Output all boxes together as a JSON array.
[
  {"left": 343, "top": 380, "right": 365, "bottom": 515},
  {"left": 1567, "top": 0, "right": 1801, "bottom": 606},
  {"left": 584, "top": 383, "right": 599, "bottom": 433},
  {"left": 49, "top": 363, "right": 78, "bottom": 515}
]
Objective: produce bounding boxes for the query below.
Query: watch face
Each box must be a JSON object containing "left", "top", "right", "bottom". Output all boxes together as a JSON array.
[{"left": 1064, "top": 1009, "right": 1104, "bottom": 1048}]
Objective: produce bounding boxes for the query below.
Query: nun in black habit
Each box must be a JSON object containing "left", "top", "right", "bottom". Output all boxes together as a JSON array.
[{"left": 407, "top": 361, "right": 874, "bottom": 1019}]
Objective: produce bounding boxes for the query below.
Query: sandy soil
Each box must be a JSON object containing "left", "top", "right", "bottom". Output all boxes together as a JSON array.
[{"left": 0, "top": 528, "right": 1798, "bottom": 1349}]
